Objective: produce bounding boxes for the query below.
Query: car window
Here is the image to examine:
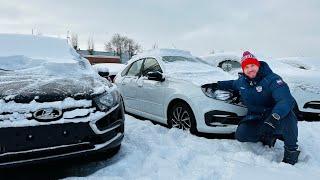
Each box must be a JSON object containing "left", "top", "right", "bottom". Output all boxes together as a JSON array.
[
  {"left": 142, "top": 58, "right": 163, "bottom": 76},
  {"left": 126, "top": 59, "right": 143, "bottom": 77}
]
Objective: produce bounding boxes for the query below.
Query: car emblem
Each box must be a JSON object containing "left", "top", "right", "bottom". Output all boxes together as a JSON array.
[
  {"left": 33, "top": 108, "right": 63, "bottom": 122},
  {"left": 256, "top": 86, "right": 263, "bottom": 92}
]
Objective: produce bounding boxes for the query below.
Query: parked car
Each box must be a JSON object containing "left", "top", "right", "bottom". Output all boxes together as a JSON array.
[
  {"left": 201, "top": 53, "right": 320, "bottom": 121},
  {"left": 114, "top": 49, "right": 247, "bottom": 134},
  {"left": 93, "top": 63, "right": 126, "bottom": 82},
  {"left": 0, "top": 34, "right": 124, "bottom": 168}
]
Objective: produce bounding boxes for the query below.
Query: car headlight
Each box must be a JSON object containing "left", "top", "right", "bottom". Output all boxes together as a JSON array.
[
  {"left": 201, "top": 87, "right": 233, "bottom": 101},
  {"left": 94, "top": 90, "right": 120, "bottom": 111}
]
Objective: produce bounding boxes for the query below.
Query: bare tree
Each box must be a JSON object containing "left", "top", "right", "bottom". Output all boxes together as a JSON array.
[
  {"left": 105, "top": 33, "right": 142, "bottom": 58},
  {"left": 87, "top": 37, "right": 95, "bottom": 55},
  {"left": 71, "top": 33, "right": 79, "bottom": 50}
]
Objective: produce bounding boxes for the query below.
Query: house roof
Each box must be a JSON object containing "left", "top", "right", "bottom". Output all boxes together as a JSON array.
[{"left": 77, "top": 50, "right": 116, "bottom": 57}]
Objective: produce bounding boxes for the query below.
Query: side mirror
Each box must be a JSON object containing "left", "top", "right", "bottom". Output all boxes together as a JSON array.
[
  {"left": 98, "top": 71, "right": 110, "bottom": 77},
  {"left": 146, "top": 71, "right": 165, "bottom": 82}
]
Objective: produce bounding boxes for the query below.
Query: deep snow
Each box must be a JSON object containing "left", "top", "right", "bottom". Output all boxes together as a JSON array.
[{"left": 64, "top": 114, "right": 320, "bottom": 180}]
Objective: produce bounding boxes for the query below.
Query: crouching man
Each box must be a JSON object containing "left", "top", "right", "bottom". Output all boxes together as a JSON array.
[{"left": 212, "top": 51, "right": 300, "bottom": 165}]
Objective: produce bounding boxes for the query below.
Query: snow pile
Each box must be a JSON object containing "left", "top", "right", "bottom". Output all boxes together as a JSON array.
[
  {"left": 64, "top": 115, "right": 320, "bottom": 180},
  {"left": 92, "top": 63, "right": 126, "bottom": 75}
]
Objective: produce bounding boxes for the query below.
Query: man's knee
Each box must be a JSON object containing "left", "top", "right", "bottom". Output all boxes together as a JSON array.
[{"left": 235, "top": 123, "right": 260, "bottom": 142}]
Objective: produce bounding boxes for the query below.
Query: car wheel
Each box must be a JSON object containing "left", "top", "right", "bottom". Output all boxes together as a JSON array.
[{"left": 168, "top": 102, "right": 197, "bottom": 134}]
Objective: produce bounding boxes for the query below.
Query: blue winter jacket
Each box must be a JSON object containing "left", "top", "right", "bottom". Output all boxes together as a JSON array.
[{"left": 217, "top": 61, "right": 295, "bottom": 121}]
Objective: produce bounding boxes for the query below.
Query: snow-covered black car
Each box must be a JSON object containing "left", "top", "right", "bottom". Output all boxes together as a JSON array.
[{"left": 0, "top": 34, "right": 124, "bottom": 167}]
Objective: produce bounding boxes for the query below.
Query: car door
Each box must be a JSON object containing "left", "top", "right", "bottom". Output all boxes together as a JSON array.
[
  {"left": 137, "top": 57, "right": 166, "bottom": 122},
  {"left": 120, "top": 59, "right": 144, "bottom": 112}
]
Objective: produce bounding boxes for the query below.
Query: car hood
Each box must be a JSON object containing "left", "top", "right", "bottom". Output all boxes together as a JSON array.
[
  {"left": 164, "top": 61, "right": 236, "bottom": 86},
  {"left": 0, "top": 56, "right": 111, "bottom": 103}
]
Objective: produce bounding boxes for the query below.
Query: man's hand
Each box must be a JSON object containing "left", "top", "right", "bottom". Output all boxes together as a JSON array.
[{"left": 260, "top": 113, "right": 280, "bottom": 147}]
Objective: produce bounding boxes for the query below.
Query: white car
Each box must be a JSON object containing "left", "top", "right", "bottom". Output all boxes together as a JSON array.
[
  {"left": 202, "top": 53, "right": 320, "bottom": 121},
  {"left": 114, "top": 49, "right": 247, "bottom": 134}
]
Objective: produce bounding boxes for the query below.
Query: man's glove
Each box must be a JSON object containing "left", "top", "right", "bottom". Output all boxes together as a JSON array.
[{"left": 260, "top": 113, "right": 281, "bottom": 147}]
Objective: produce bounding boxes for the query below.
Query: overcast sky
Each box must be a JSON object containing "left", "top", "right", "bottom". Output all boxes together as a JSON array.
[{"left": 0, "top": 0, "right": 319, "bottom": 58}]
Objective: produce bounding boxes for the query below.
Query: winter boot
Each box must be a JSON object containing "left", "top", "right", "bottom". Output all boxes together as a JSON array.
[
  {"left": 261, "top": 136, "right": 277, "bottom": 148},
  {"left": 282, "top": 148, "right": 300, "bottom": 165}
]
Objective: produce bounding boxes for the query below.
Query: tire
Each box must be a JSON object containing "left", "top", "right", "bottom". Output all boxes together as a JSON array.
[{"left": 168, "top": 102, "right": 197, "bottom": 134}]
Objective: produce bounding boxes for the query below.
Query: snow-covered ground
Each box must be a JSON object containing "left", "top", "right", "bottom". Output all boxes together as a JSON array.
[{"left": 63, "top": 114, "right": 320, "bottom": 180}]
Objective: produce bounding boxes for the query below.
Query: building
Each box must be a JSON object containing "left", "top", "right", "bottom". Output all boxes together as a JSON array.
[{"left": 77, "top": 50, "right": 121, "bottom": 64}]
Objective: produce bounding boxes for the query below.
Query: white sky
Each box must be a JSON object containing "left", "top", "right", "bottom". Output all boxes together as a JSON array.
[{"left": 0, "top": 0, "right": 320, "bottom": 58}]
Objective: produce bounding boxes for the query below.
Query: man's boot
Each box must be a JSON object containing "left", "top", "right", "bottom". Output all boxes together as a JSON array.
[
  {"left": 261, "top": 136, "right": 277, "bottom": 148},
  {"left": 282, "top": 148, "right": 300, "bottom": 165}
]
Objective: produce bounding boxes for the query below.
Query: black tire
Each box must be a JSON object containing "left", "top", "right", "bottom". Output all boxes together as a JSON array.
[{"left": 168, "top": 102, "right": 197, "bottom": 134}]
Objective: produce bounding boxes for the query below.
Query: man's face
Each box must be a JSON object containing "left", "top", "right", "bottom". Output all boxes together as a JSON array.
[{"left": 243, "top": 64, "right": 259, "bottom": 79}]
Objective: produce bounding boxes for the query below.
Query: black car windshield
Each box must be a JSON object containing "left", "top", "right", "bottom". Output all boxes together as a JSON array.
[{"left": 162, "top": 56, "right": 200, "bottom": 63}]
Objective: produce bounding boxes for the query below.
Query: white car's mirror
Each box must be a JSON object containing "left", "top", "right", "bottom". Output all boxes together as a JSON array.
[{"left": 146, "top": 71, "right": 165, "bottom": 82}]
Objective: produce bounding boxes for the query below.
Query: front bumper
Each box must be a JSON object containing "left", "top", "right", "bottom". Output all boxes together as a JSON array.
[
  {"left": 0, "top": 104, "right": 124, "bottom": 168},
  {"left": 189, "top": 96, "right": 247, "bottom": 134}
]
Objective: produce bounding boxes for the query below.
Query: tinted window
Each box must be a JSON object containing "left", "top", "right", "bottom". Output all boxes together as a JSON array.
[
  {"left": 126, "top": 59, "right": 143, "bottom": 76},
  {"left": 142, "top": 58, "right": 163, "bottom": 76}
]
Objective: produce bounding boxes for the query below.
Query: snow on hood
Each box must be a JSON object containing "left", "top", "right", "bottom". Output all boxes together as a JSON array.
[
  {"left": 275, "top": 57, "right": 320, "bottom": 71},
  {"left": 0, "top": 34, "right": 112, "bottom": 101},
  {"left": 265, "top": 59, "right": 320, "bottom": 95},
  {"left": 164, "top": 61, "right": 236, "bottom": 86}
]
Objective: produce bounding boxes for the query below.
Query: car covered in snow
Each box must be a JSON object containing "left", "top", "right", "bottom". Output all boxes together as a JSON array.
[
  {"left": 93, "top": 63, "right": 126, "bottom": 82},
  {"left": 202, "top": 53, "right": 320, "bottom": 121},
  {"left": 0, "top": 34, "right": 124, "bottom": 167},
  {"left": 114, "top": 49, "right": 247, "bottom": 134}
]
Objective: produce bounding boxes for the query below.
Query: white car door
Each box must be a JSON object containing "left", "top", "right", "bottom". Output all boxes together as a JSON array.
[
  {"left": 136, "top": 57, "right": 166, "bottom": 122},
  {"left": 119, "top": 59, "right": 144, "bottom": 112}
]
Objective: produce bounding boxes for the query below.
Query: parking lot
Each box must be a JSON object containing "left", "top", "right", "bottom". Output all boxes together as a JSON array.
[{"left": 1, "top": 114, "right": 319, "bottom": 179}]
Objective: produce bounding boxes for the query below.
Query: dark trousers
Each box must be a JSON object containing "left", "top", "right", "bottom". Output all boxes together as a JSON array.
[{"left": 235, "top": 111, "right": 298, "bottom": 150}]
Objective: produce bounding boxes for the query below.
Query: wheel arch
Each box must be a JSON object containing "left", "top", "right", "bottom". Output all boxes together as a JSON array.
[{"left": 166, "top": 98, "right": 194, "bottom": 124}]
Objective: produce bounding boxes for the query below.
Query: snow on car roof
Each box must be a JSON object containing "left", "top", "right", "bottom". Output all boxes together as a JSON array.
[
  {"left": 0, "top": 34, "right": 80, "bottom": 63},
  {"left": 130, "top": 49, "right": 193, "bottom": 62}
]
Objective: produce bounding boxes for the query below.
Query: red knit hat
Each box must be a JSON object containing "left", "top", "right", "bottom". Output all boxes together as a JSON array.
[{"left": 241, "top": 51, "right": 260, "bottom": 70}]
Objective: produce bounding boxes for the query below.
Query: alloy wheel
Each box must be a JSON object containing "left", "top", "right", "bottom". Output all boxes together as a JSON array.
[{"left": 171, "top": 106, "right": 191, "bottom": 131}]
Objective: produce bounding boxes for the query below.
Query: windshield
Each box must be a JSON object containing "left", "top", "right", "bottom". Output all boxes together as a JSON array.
[{"left": 162, "top": 56, "right": 201, "bottom": 63}]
